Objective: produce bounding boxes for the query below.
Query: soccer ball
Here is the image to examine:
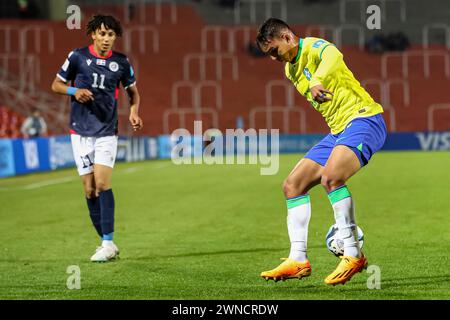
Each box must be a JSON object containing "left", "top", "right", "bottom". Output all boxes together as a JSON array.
[{"left": 325, "top": 224, "right": 364, "bottom": 257}]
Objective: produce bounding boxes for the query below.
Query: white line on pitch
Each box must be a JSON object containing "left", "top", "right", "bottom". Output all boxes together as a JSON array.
[
  {"left": 151, "top": 163, "right": 172, "bottom": 170},
  {"left": 121, "top": 162, "right": 171, "bottom": 174},
  {"left": 122, "top": 167, "right": 140, "bottom": 174},
  {"left": 23, "top": 176, "right": 76, "bottom": 190}
]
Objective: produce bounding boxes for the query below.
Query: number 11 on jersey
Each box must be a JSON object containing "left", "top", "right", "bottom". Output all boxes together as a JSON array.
[{"left": 92, "top": 73, "right": 105, "bottom": 89}]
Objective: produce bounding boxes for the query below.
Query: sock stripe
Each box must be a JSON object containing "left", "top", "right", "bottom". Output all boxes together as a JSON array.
[
  {"left": 103, "top": 232, "right": 114, "bottom": 241},
  {"left": 286, "top": 194, "right": 310, "bottom": 209},
  {"left": 328, "top": 186, "right": 351, "bottom": 205}
]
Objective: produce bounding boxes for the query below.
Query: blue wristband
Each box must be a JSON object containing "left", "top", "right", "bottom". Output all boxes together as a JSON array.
[{"left": 66, "top": 87, "right": 77, "bottom": 96}]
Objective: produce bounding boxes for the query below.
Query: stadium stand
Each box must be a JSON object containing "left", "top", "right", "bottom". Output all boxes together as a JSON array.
[
  {"left": 0, "top": 0, "right": 448, "bottom": 135},
  {"left": 0, "top": 105, "right": 24, "bottom": 138}
]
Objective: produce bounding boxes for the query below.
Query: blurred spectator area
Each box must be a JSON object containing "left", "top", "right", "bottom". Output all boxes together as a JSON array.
[
  {"left": 0, "top": 105, "right": 24, "bottom": 138},
  {"left": 0, "top": 0, "right": 449, "bottom": 136},
  {"left": 0, "top": 0, "right": 44, "bottom": 19}
]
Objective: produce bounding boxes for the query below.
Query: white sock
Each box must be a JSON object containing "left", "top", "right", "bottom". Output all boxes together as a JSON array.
[
  {"left": 102, "top": 240, "right": 114, "bottom": 248},
  {"left": 328, "top": 186, "right": 361, "bottom": 258},
  {"left": 286, "top": 194, "right": 311, "bottom": 262}
]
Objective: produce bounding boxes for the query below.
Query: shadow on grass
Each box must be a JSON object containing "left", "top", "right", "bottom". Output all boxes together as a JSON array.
[
  {"left": 128, "top": 245, "right": 325, "bottom": 260},
  {"left": 129, "top": 247, "right": 289, "bottom": 260}
]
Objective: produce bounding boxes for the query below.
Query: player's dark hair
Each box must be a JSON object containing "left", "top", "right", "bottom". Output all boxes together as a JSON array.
[
  {"left": 86, "top": 14, "right": 123, "bottom": 37},
  {"left": 256, "top": 18, "right": 292, "bottom": 50}
]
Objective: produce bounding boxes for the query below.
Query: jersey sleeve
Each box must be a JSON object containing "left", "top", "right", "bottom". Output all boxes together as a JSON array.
[
  {"left": 309, "top": 39, "right": 333, "bottom": 59},
  {"left": 120, "top": 58, "right": 137, "bottom": 89},
  {"left": 57, "top": 50, "right": 79, "bottom": 83},
  {"left": 309, "top": 39, "right": 343, "bottom": 88}
]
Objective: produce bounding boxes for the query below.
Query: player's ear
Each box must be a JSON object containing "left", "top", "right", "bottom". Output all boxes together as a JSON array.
[
  {"left": 281, "top": 31, "right": 291, "bottom": 43},
  {"left": 286, "top": 32, "right": 295, "bottom": 44}
]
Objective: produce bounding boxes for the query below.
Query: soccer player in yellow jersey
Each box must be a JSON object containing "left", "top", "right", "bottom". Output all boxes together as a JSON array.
[{"left": 256, "top": 18, "right": 387, "bottom": 285}]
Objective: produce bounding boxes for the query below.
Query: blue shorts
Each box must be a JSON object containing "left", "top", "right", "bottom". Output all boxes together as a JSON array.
[{"left": 304, "top": 114, "right": 387, "bottom": 167}]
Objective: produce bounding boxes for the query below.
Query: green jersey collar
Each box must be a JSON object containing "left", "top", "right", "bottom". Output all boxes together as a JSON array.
[{"left": 293, "top": 38, "right": 303, "bottom": 64}]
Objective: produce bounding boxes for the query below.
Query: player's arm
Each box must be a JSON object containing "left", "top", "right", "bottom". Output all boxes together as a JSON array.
[
  {"left": 309, "top": 45, "right": 343, "bottom": 103},
  {"left": 121, "top": 57, "right": 142, "bottom": 131},
  {"left": 126, "top": 85, "right": 143, "bottom": 131},
  {"left": 51, "top": 77, "right": 93, "bottom": 104},
  {"left": 50, "top": 50, "right": 93, "bottom": 104}
]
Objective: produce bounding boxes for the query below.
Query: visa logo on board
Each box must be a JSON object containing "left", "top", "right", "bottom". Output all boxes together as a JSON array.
[{"left": 416, "top": 132, "right": 450, "bottom": 150}]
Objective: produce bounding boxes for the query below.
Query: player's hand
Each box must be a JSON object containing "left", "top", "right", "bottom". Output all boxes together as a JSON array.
[
  {"left": 129, "top": 113, "right": 143, "bottom": 131},
  {"left": 310, "top": 84, "right": 333, "bottom": 104},
  {"left": 74, "top": 89, "right": 94, "bottom": 104}
]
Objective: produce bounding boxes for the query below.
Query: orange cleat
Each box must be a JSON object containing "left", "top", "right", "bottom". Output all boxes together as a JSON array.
[
  {"left": 324, "top": 253, "right": 368, "bottom": 285},
  {"left": 261, "top": 258, "right": 312, "bottom": 282}
]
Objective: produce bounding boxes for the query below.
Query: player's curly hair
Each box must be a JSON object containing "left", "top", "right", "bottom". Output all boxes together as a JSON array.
[
  {"left": 256, "top": 18, "right": 293, "bottom": 50},
  {"left": 86, "top": 14, "right": 123, "bottom": 37}
]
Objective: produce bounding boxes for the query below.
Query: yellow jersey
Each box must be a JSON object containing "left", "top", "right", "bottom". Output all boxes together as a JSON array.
[{"left": 285, "top": 37, "right": 383, "bottom": 134}]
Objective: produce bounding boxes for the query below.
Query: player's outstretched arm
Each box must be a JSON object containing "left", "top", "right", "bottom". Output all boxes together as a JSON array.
[
  {"left": 126, "top": 85, "right": 143, "bottom": 131},
  {"left": 51, "top": 77, "right": 93, "bottom": 104}
]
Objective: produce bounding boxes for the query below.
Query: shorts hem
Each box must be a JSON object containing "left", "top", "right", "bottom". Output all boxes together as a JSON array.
[
  {"left": 77, "top": 169, "right": 94, "bottom": 176},
  {"left": 303, "top": 155, "right": 326, "bottom": 167},
  {"left": 94, "top": 161, "right": 115, "bottom": 169}
]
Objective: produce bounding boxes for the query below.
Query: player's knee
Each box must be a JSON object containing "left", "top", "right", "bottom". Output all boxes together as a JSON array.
[
  {"left": 283, "top": 178, "right": 304, "bottom": 199},
  {"left": 84, "top": 188, "right": 96, "bottom": 199},
  {"left": 95, "top": 181, "right": 110, "bottom": 193},
  {"left": 321, "top": 174, "right": 345, "bottom": 193},
  {"left": 283, "top": 179, "right": 293, "bottom": 197}
]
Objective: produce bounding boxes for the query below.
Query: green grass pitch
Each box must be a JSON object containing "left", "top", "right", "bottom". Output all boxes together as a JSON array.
[{"left": 0, "top": 152, "right": 449, "bottom": 300}]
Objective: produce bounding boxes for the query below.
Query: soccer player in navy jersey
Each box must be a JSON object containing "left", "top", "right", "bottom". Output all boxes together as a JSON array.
[{"left": 51, "top": 15, "right": 143, "bottom": 262}]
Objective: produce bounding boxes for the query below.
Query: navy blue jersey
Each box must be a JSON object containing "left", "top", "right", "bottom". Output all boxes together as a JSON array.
[{"left": 57, "top": 45, "right": 136, "bottom": 137}]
